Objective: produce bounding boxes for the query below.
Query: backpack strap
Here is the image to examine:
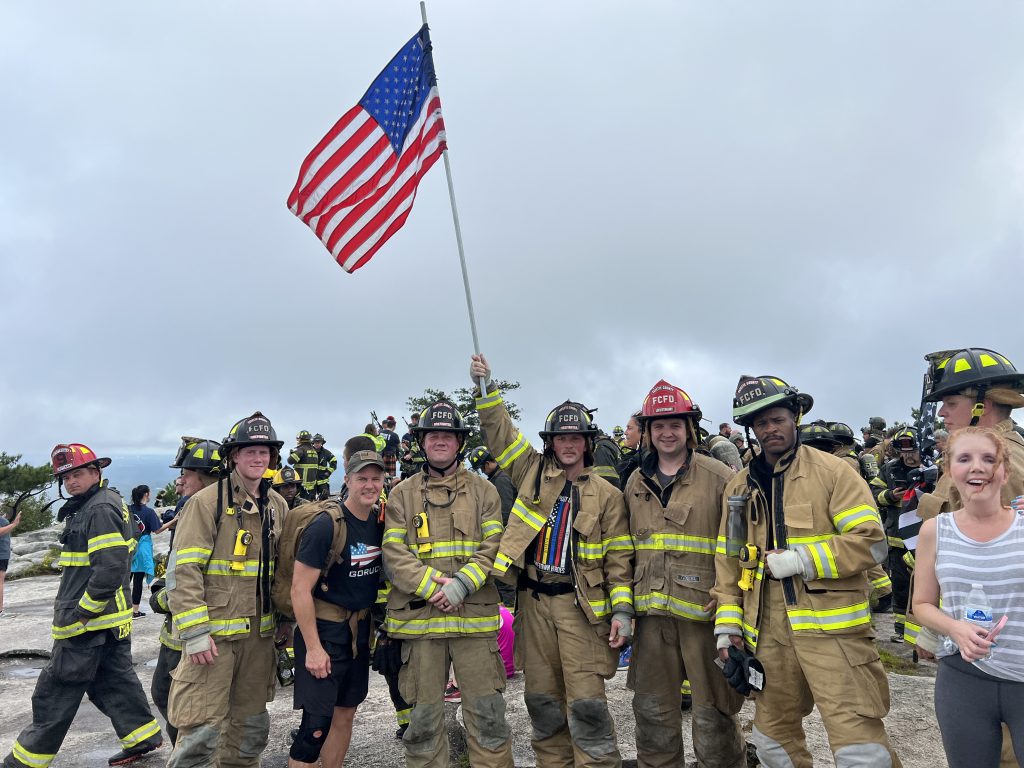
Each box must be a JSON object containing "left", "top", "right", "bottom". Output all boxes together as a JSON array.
[{"left": 321, "top": 502, "right": 349, "bottom": 584}]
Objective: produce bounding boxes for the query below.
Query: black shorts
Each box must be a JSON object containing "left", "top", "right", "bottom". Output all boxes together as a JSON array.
[
  {"left": 293, "top": 618, "right": 371, "bottom": 716},
  {"left": 0, "top": 559, "right": 8, "bottom": 573}
]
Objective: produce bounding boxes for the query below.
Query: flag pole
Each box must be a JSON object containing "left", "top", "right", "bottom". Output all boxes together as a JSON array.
[{"left": 420, "top": 1, "right": 489, "bottom": 395}]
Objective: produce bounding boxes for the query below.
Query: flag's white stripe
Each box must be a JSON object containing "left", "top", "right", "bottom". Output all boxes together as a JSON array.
[
  {"left": 319, "top": 103, "right": 442, "bottom": 252},
  {"left": 305, "top": 145, "right": 393, "bottom": 232},
  {"left": 297, "top": 110, "right": 375, "bottom": 196},
  {"left": 298, "top": 123, "right": 391, "bottom": 219},
  {"left": 332, "top": 121, "right": 444, "bottom": 265},
  {"left": 340, "top": 195, "right": 415, "bottom": 271}
]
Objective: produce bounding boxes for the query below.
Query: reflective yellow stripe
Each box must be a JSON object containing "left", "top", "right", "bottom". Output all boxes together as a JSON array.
[
  {"left": 12, "top": 741, "right": 55, "bottom": 768},
  {"left": 120, "top": 719, "right": 161, "bottom": 748},
  {"left": 593, "top": 465, "right": 618, "bottom": 479},
  {"left": 52, "top": 609, "right": 133, "bottom": 640},
  {"left": 903, "top": 620, "right": 921, "bottom": 645},
  {"left": 475, "top": 390, "right": 504, "bottom": 410},
  {"left": 635, "top": 591, "right": 712, "bottom": 621},
  {"left": 786, "top": 601, "right": 871, "bottom": 632},
  {"left": 495, "top": 432, "right": 530, "bottom": 470},
  {"left": 395, "top": 706, "right": 412, "bottom": 726},
  {"left": 87, "top": 532, "right": 127, "bottom": 554},
  {"left": 385, "top": 614, "right": 500, "bottom": 637},
  {"left": 715, "top": 535, "right": 730, "bottom": 556},
  {"left": 174, "top": 605, "right": 210, "bottom": 632},
  {"left": 588, "top": 597, "right": 611, "bottom": 617},
  {"left": 204, "top": 559, "right": 261, "bottom": 576},
  {"left": 871, "top": 574, "right": 892, "bottom": 590},
  {"left": 578, "top": 534, "right": 637, "bottom": 560},
  {"left": 207, "top": 618, "right": 252, "bottom": 637},
  {"left": 633, "top": 533, "right": 715, "bottom": 556},
  {"left": 493, "top": 552, "right": 514, "bottom": 575},
  {"left": 175, "top": 547, "right": 212, "bottom": 566},
  {"left": 414, "top": 540, "right": 481, "bottom": 559},
  {"left": 259, "top": 613, "right": 276, "bottom": 633},
  {"left": 887, "top": 536, "right": 905, "bottom": 548},
  {"left": 604, "top": 534, "right": 633, "bottom": 552},
  {"left": 383, "top": 528, "right": 407, "bottom": 545},
  {"left": 742, "top": 621, "right": 759, "bottom": 649},
  {"left": 57, "top": 550, "right": 90, "bottom": 567},
  {"left": 415, "top": 567, "right": 442, "bottom": 599},
  {"left": 609, "top": 585, "right": 633, "bottom": 609},
  {"left": 806, "top": 541, "right": 837, "bottom": 579},
  {"left": 511, "top": 498, "right": 545, "bottom": 530},
  {"left": 460, "top": 562, "right": 487, "bottom": 590},
  {"left": 787, "top": 533, "right": 834, "bottom": 546},
  {"left": 715, "top": 602, "right": 744, "bottom": 628},
  {"left": 481, "top": 520, "right": 503, "bottom": 538},
  {"left": 78, "top": 591, "right": 108, "bottom": 614},
  {"left": 832, "top": 504, "right": 882, "bottom": 533},
  {"left": 115, "top": 586, "right": 128, "bottom": 613},
  {"left": 160, "top": 621, "right": 183, "bottom": 650}
]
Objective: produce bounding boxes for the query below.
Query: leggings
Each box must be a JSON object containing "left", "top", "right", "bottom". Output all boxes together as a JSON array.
[
  {"left": 935, "top": 654, "right": 1024, "bottom": 767},
  {"left": 131, "top": 572, "right": 146, "bottom": 607}
]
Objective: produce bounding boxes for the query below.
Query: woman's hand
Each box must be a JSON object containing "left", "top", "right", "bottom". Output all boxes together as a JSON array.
[{"left": 949, "top": 620, "right": 994, "bottom": 662}]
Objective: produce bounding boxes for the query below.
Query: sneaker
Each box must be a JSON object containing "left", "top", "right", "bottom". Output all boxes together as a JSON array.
[
  {"left": 444, "top": 683, "right": 461, "bottom": 703},
  {"left": 617, "top": 646, "right": 632, "bottom": 671},
  {"left": 395, "top": 724, "right": 408, "bottom": 740},
  {"left": 108, "top": 740, "right": 162, "bottom": 765},
  {"left": 132, "top": 611, "right": 146, "bottom": 618}
]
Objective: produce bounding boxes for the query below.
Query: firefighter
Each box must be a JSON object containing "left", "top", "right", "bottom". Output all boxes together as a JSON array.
[
  {"left": 468, "top": 446, "right": 518, "bottom": 608},
  {"left": 875, "top": 428, "right": 920, "bottom": 641},
  {"left": 401, "top": 413, "right": 427, "bottom": 478},
  {"left": 470, "top": 354, "right": 633, "bottom": 768},
  {"left": 591, "top": 426, "right": 622, "bottom": 485},
  {"left": 149, "top": 438, "right": 222, "bottom": 748},
  {"left": 382, "top": 398, "right": 513, "bottom": 768},
  {"left": 166, "top": 412, "right": 290, "bottom": 768},
  {"left": 273, "top": 465, "right": 306, "bottom": 509},
  {"left": 4, "top": 444, "right": 162, "bottom": 768},
  {"left": 626, "top": 380, "right": 746, "bottom": 768},
  {"left": 312, "top": 433, "right": 337, "bottom": 500},
  {"left": 615, "top": 411, "right": 643, "bottom": 490},
  {"left": 827, "top": 422, "right": 879, "bottom": 482},
  {"left": 289, "top": 430, "right": 322, "bottom": 501},
  {"left": 712, "top": 376, "right": 898, "bottom": 768}
]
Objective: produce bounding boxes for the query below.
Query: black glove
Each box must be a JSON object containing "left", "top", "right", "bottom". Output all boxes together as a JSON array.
[
  {"left": 371, "top": 631, "right": 403, "bottom": 677},
  {"left": 722, "top": 645, "right": 766, "bottom": 696}
]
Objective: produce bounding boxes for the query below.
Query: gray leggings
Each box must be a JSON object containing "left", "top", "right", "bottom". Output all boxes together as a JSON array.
[{"left": 935, "top": 654, "right": 1024, "bottom": 767}]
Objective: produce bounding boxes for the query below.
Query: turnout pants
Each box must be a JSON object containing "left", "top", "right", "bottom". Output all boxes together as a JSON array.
[
  {"left": 4, "top": 630, "right": 161, "bottom": 768},
  {"left": 750, "top": 581, "right": 901, "bottom": 768},
  {"left": 399, "top": 636, "right": 513, "bottom": 768},
  {"left": 629, "top": 615, "right": 745, "bottom": 768},
  {"left": 167, "top": 628, "right": 275, "bottom": 768},
  {"left": 518, "top": 590, "right": 621, "bottom": 768},
  {"left": 151, "top": 643, "right": 182, "bottom": 746}
]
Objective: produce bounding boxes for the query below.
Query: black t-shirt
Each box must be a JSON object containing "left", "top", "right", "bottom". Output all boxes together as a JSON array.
[{"left": 296, "top": 505, "right": 383, "bottom": 614}]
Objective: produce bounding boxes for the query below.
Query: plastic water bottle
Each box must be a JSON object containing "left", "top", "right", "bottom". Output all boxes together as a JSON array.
[{"left": 964, "top": 583, "right": 994, "bottom": 661}]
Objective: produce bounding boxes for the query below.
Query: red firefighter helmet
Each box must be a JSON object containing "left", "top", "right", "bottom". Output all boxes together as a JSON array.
[
  {"left": 640, "top": 380, "right": 702, "bottom": 423},
  {"left": 50, "top": 443, "right": 112, "bottom": 477}
]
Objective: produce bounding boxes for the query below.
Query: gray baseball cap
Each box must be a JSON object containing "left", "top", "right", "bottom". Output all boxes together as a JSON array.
[{"left": 346, "top": 450, "right": 386, "bottom": 474}]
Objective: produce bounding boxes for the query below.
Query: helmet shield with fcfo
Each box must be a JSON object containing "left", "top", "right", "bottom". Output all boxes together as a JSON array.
[
  {"left": 732, "top": 375, "right": 813, "bottom": 427},
  {"left": 539, "top": 401, "right": 599, "bottom": 440},
  {"left": 222, "top": 411, "right": 284, "bottom": 463},
  {"left": 639, "top": 379, "right": 702, "bottom": 447},
  {"left": 412, "top": 399, "right": 473, "bottom": 438}
]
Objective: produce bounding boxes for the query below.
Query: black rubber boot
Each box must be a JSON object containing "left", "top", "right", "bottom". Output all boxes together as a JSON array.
[{"left": 108, "top": 740, "right": 162, "bottom": 766}]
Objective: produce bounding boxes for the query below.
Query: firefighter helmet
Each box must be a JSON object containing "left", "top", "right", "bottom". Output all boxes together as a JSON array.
[
  {"left": 272, "top": 466, "right": 302, "bottom": 487},
  {"left": 172, "top": 438, "right": 222, "bottom": 476},
  {"left": 827, "top": 422, "right": 856, "bottom": 446},
  {"left": 799, "top": 423, "right": 836, "bottom": 448},
  {"left": 411, "top": 399, "right": 472, "bottom": 437},
  {"left": 296, "top": 430, "right": 313, "bottom": 443},
  {"left": 50, "top": 443, "right": 111, "bottom": 477},
  {"left": 640, "top": 380, "right": 702, "bottom": 422},
  {"left": 539, "top": 401, "right": 598, "bottom": 439},
  {"left": 732, "top": 375, "right": 813, "bottom": 427},
  {"left": 924, "top": 348, "right": 1024, "bottom": 402},
  {"left": 223, "top": 411, "right": 284, "bottom": 452},
  {"left": 312, "top": 433, "right": 325, "bottom": 443},
  {"left": 612, "top": 425, "right": 624, "bottom": 439},
  {"left": 891, "top": 427, "right": 919, "bottom": 453},
  {"left": 467, "top": 446, "right": 493, "bottom": 470}
]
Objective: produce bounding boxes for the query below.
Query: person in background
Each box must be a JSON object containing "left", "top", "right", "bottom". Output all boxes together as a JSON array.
[
  {"left": 129, "top": 485, "right": 162, "bottom": 618},
  {"left": 934, "top": 429, "right": 949, "bottom": 461},
  {"left": 379, "top": 417, "right": 402, "bottom": 479},
  {"left": 913, "top": 427, "right": 1024, "bottom": 767},
  {"left": 718, "top": 423, "right": 732, "bottom": 439},
  {"left": 0, "top": 506, "right": 22, "bottom": 618}
]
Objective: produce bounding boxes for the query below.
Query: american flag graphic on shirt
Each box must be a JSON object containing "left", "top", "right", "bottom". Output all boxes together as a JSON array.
[{"left": 350, "top": 542, "right": 382, "bottom": 568}]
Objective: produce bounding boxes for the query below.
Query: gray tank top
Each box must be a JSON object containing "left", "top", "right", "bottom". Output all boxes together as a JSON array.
[{"left": 935, "top": 511, "right": 1024, "bottom": 682}]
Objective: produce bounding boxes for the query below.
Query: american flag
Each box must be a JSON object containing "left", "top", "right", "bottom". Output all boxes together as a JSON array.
[
  {"left": 350, "top": 542, "right": 382, "bottom": 568},
  {"left": 287, "top": 25, "right": 446, "bottom": 274}
]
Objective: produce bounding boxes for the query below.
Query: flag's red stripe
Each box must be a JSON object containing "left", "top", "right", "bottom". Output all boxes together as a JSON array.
[
  {"left": 324, "top": 109, "right": 443, "bottom": 253},
  {"left": 286, "top": 105, "right": 362, "bottom": 210},
  {"left": 312, "top": 151, "right": 398, "bottom": 240},
  {"left": 305, "top": 139, "right": 395, "bottom": 233},
  {"left": 343, "top": 207, "right": 415, "bottom": 273},
  {"left": 292, "top": 117, "right": 382, "bottom": 217}
]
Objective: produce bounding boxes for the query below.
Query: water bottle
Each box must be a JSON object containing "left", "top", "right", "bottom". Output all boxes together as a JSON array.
[{"left": 964, "top": 583, "right": 994, "bottom": 661}]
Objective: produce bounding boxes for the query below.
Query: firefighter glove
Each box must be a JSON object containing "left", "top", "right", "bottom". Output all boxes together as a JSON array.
[
  {"left": 371, "top": 631, "right": 404, "bottom": 676},
  {"left": 441, "top": 573, "right": 473, "bottom": 608},
  {"left": 766, "top": 548, "right": 810, "bottom": 580},
  {"left": 722, "top": 645, "right": 766, "bottom": 696}
]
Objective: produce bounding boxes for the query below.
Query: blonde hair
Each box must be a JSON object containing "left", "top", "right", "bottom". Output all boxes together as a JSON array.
[{"left": 946, "top": 426, "right": 1011, "bottom": 483}]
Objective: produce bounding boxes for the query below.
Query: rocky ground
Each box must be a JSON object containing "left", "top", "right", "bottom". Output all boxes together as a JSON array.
[{"left": 0, "top": 528, "right": 946, "bottom": 766}]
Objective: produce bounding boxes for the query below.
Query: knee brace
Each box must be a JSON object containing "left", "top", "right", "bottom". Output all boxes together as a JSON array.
[
  {"left": 289, "top": 712, "right": 332, "bottom": 763},
  {"left": 567, "top": 698, "right": 617, "bottom": 758},
  {"left": 524, "top": 693, "right": 567, "bottom": 742}
]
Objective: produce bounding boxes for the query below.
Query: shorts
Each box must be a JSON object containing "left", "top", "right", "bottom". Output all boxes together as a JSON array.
[
  {"left": 0, "top": 559, "right": 8, "bottom": 572},
  {"left": 294, "top": 618, "right": 371, "bottom": 716}
]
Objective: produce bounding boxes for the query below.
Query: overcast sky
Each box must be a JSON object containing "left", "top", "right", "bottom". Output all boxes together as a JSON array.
[{"left": 2, "top": 2, "right": 1023, "bottom": 466}]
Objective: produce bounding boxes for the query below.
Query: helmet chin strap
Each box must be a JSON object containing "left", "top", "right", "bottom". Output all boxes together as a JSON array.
[{"left": 970, "top": 384, "right": 989, "bottom": 427}]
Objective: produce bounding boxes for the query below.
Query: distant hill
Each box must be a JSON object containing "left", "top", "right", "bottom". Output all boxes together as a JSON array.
[{"left": 100, "top": 454, "right": 178, "bottom": 498}]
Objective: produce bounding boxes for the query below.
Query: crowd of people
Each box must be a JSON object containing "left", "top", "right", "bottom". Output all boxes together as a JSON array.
[{"left": 2, "top": 346, "right": 1023, "bottom": 768}]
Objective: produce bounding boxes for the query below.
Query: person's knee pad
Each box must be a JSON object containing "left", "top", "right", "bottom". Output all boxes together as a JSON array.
[
  {"left": 567, "top": 698, "right": 617, "bottom": 758},
  {"left": 833, "top": 742, "right": 892, "bottom": 768},
  {"left": 632, "top": 693, "right": 678, "bottom": 754},
  {"left": 750, "top": 726, "right": 797, "bottom": 768},
  {"left": 289, "top": 713, "right": 332, "bottom": 763},
  {"left": 468, "top": 692, "right": 511, "bottom": 751},
  {"left": 524, "top": 692, "right": 567, "bottom": 742}
]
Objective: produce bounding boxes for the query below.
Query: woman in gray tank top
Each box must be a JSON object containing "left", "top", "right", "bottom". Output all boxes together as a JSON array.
[{"left": 913, "top": 427, "right": 1024, "bottom": 767}]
